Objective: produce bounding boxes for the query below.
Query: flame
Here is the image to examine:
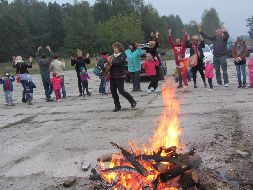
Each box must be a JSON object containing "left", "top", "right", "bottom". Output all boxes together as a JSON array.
[
  {"left": 98, "top": 82, "right": 182, "bottom": 190},
  {"left": 151, "top": 84, "right": 182, "bottom": 151}
]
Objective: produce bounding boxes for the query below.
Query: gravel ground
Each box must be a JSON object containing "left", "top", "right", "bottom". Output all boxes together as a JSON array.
[{"left": 0, "top": 59, "right": 252, "bottom": 190}]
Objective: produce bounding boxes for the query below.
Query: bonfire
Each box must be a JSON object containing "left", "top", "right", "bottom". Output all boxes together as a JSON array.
[{"left": 89, "top": 82, "right": 201, "bottom": 190}]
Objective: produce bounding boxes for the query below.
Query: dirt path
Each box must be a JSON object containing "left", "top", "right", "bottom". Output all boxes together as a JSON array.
[{"left": 0, "top": 59, "right": 252, "bottom": 190}]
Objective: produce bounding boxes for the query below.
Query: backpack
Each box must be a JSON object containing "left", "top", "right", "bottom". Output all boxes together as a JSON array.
[{"left": 93, "top": 65, "right": 103, "bottom": 76}]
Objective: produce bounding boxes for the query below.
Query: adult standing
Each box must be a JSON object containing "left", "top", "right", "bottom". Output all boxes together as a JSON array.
[
  {"left": 36, "top": 46, "right": 54, "bottom": 102},
  {"left": 109, "top": 42, "right": 137, "bottom": 112},
  {"left": 13, "top": 56, "right": 33, "bottom": 103},
  {"left": 71, "top": 50, "right": 90, "bottom": 97},
  {"left": 186, "top": 35, "right": 207, "bottom": 88},
  {"left": 125, "top": 43, "right": 142, "bottom": 91},
  {"left": 146, "top": 32, "right": 160, "bottom": 92},
  {"left": 168, "top": 29, "right": 189, "bottom": 88},
  {"left": 232, "top": 37, "right": 248, "bottom": 88},
  {"left": 51, "top": 54, "right": 66, "bottom": 98},
  {"left": 199, "top": 26, "right": 230, "bottom": 87}
]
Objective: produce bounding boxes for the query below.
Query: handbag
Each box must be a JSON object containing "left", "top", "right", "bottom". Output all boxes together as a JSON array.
[{"left": 188, "top": 54, "right": 198, "bottom": 68}]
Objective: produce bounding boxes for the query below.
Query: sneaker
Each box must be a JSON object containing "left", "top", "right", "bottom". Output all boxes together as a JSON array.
[
  {"left": 204, "top": 82, "right": 207, "bottom": 88},
  {"left": 194, "top": 84, "right": 197, "bottom": 88},
  {"left": 22, "top": 98, "right": 27, "bottom": 103},
  {"left": 147, "top": 89, "right": 152, "bottom": 94},
  {"left": 28, "top": 101, "right": 33, "bottom": 105},
  {"left": 214, "top": 83, "right": 222, "bottom": 87},
  {"left": 242, "top": 82, "right": 246, "bottom": 88},
  {"left": 150, "top": 87, "right": 155, "bottom": 92},
  {"left": 46, "top": 97, "right": 54, "bottom": 102},
  {"left": 207, "top": 88, "right": 214, "bottom": 92},
  {"left": 154, "top": 88, "right": 160, "bottom": 93},
  {"left": 57, "top": 99, "right": 62, "bottom": 102},
  {"left": 87, "top": 92, "right": 91, "bottom": 96},
  {"left": 79, "top": 93, "right": 83, "bottom": 97},
  {"left": 131, "top": 102, "right": 137, "bottom": 109},
  {"left": 224, "top": 83, "right": 229, "bottom": 87}
]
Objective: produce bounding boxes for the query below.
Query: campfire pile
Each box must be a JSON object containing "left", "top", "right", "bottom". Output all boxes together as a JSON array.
[{"left": 89, "top": 142, "right": 202, "bottom": 190}]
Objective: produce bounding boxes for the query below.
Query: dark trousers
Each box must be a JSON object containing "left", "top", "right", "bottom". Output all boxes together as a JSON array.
[
  {"left": 208, "top": 78, "right": 213, "bottom": 89},
  {"left": 191, "top": 67, "right": 206, "bottom": 84},
  {"left": 131, "top": 71, "right": 141, "bottom": 91},
  {"left": 77, "top": 74, "right": 83, "bottom": 94},
  {"left": 41, "top": 77, "right": 53, "bottom": 98},
  {"left": 21, "top": 81, "right": 26, "bottom": 99},
  {"left": 110, "top": 78, "right": 136, "bottom": 108},
  {"left": 148, "top": 76, "right": 157, "bottom": 89},
  {"left": 81, "top": 80, "right": 89, "bottom": 94},
  {"left": 99, "top": 75, "right": 106, "bottom": 94},
  {"left": 154, "top": 67, "right": 159, "bottom": 89}
]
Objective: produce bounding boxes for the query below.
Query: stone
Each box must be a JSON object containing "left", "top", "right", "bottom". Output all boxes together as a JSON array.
[
  {"left": 81, "top": 160, "right": 91, "bottom": 171},
  {"left": 62, "top": 176, "right": 76, "bottom": 187},
  {"left": 235, "top": 150, "right": 250, "bottom": 158}
]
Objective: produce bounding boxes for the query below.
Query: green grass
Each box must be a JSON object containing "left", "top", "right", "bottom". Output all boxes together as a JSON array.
[{"left": 0, "top": 58, "right": 97, "bottom": 76}]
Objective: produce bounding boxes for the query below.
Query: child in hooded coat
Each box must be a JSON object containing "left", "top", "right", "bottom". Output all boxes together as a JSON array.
[
  {"left": 0, "top": 73, "right": 15, "bottom": 106},
  {"left": 24, "top": 74, "right": 36, "bottom": 105},
  {"left": 50, "top": 72, "right": 63, "bottom": 102},
  {"left": 80, "top": 67, "right": 91, "bottom": 96}
]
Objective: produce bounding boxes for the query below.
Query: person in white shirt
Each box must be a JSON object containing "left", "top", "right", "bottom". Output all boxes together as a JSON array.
[{"left": 51, "top": 54, "right": 66, "bottom": 98}]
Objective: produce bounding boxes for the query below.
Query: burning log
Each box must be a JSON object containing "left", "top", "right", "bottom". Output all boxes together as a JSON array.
[
  {"left": 97, "top": 154, "right": 113, "bottom": 162},
  {"left": 102, "top": 166, "right": 138, "bottom": 174},
  {"left": 110, "top": 142, "right": 149, "bottom": 177},
  {"left": 159, "top": 155, "right": 202, "bottom": 182}
]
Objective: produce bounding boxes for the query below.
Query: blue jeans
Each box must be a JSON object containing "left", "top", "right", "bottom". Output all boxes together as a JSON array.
[
  {"left": 4, "top": 90, "right": 13, "bottom": 104},
  {"left": 235, "top": 63, "right": 246, "bottom": 82},
  {"left": 99, "top": 75, "right": 106, "bottom": 94},
  {"left": 41, "top": 76, "right": 53, "bottom": 98},
  {"left": 60, "top": 75, "right": 66, "bottom": 98}
]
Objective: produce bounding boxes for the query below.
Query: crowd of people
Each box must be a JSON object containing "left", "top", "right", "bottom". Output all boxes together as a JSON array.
[{"left": 1, "top": 26, "right": 253, "bottom": 110}]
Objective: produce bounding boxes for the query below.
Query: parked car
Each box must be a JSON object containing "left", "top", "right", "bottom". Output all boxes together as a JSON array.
[
  {"left": 125, "top": 44, "right": 167, "bottom": 82},
  {"left": 185, "top": 44, "right": 213, "bottom": 62}
]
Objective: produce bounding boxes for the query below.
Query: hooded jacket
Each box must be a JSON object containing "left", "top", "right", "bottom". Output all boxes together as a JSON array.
[
  {"left": 169, "top": 34, "right": 188, "bottom": 65},
  {"left": 232, "top": 41, "right": 248, "bottom": 64},
  {"left": 71, "top": 56, "right": 90, "bottom": 74},
  {"left": 0, "top": 76, "right": 15, "bottom": 92}
]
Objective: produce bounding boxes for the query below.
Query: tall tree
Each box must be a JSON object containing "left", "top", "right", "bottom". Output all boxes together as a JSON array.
[
  {"left": 201, "top": 8, "right": 221, "bottom": 35},
  {"left": 97, "top": 15, "right": 144, "bottom": 52},
  {"left": 64, "top": 1, "right": 97, "bottom": 54},
  {"left": 246, "top": 16, "right": 253, "bottom": 38}
]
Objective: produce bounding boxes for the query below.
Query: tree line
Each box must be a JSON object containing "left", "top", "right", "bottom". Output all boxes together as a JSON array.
[{"left": 0, "top": 0, "right": 223, "bottom": 62}]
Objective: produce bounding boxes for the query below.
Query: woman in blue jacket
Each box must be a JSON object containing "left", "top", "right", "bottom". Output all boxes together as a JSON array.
[{"left": 125, "top": 43, "right": 142, "bottom": 91}]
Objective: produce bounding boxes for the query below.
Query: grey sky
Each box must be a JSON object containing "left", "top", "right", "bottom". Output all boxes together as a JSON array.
[{"left": 43, "top": 0, "right": 252, "bottom": 38}]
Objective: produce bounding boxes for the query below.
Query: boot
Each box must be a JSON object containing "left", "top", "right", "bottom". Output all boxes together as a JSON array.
[
  {"left": 238, "top": 81, "right": 242, "bottom": 88},
  {"left": 113, "top": 106, "right": 121, "bottom": 112},
  {"left": 242, "top": 81, "right": 246, "bottom": 88}
]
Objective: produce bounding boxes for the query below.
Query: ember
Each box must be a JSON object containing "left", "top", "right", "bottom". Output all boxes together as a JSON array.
[{"left": 89, "top": 82, "right": 201, "bottom": 190}]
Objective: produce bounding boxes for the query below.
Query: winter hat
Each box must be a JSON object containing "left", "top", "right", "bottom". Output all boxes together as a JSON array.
[
  {"left": 5, "top": 73, "right": 10, "bottom": 77},
  {"left": 27, "top": 74, "right": 32, "bottom": 81}
]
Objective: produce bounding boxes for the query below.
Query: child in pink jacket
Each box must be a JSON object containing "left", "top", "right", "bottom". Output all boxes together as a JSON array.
[
  {"left": 142, "top": 53, "right": 160, "bottom": 93},
  {"left": 50, "top": 72, "right": 63, "bottom": 102},
  {"left": 205, "top": 60, "right": 214, "bottom": 92}
]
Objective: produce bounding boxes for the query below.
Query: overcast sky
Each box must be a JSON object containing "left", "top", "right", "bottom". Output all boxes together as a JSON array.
[{"left": 43, "top": 0, "right": 252, "bottom": 38}]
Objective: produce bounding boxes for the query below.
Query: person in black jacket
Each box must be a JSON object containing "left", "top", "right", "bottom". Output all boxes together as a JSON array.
[
  {"left": 146, "top": 32, "right": 161, "bottom": 92},
  {"left": 187, "top": 35, "right": 207, "bottom": 88},
  {"left": 71, "top": 50, "right": 91, "bottom": 96},
  {"left": 109, "top": 42, "right": 137, "bottom": 112}
]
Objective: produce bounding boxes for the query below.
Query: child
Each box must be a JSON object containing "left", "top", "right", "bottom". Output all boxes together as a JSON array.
[
  {"left": 80, "top": 67, "right": 91, "bottom": 96},
  {"left": 24, "top": 74, "right": 36, "bottom": 105},
  {"left": 50, "top": 72, "right": 63, "bottom": 102},
  {"left": 142, "top": 53, "right": 160, "bottom": 93},
  {"left": 0, "top": 73, "right": 15, "bottom": 106},
  {"left": 248, "top": 53, "right": 253, "bottom": 88},
  {"left": 205, "top": 61, "right": 214, "bottom": 92},
  {"left": 104, "top": 62, "right": 111, "bottom": 95}
]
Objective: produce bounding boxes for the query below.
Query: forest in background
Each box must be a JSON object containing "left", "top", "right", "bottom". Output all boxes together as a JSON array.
[{"left": 0, "top": 0, "right": 252, "bottom": 62}]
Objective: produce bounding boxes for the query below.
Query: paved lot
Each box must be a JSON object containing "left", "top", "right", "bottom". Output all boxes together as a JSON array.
[{"left": 0, "top": 59, "right": 252, "bottom": 189}]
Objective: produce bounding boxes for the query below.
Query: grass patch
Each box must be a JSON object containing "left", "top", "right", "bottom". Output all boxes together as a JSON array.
[{"left": 0, "top": 58, "right": 97, "bottom": 76}]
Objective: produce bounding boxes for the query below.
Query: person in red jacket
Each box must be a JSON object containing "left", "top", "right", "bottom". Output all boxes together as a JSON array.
[
  {"left": 142, "top": 53, "right": 160, "bottom": 93},
  {"left": 168, "top": 29, "right": 190, "bottom": 88}
]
